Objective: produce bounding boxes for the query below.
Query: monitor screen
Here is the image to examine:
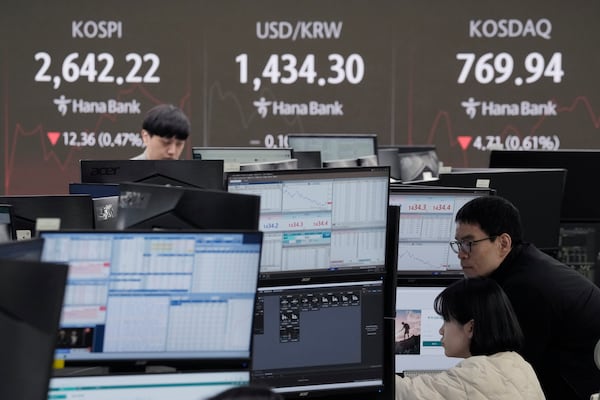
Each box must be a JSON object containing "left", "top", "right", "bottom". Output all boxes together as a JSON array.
[
  {"left": 395, "top": 277, "right": 462, "bottom": 375},
  {"left": 192, "top": 147, "right": 293, "bottom": 172},
  {"left": 0, "top": 204, "right": 15, "bottom": 241},
  {"left": 226, "top": 167, "right": 390, "bottom": 281},
  {"left": 40, "top": 230, "right": 263, "bottom": 368},
  {"left": 48, "top": 371, "right": 250, "bottom": 400},
  {"left": 80, "top": 160, "right": 225, "bottom": 191},
  {"left": 117, "top": 182, "right": 260, "bottom": 231},
  {"left": 0, "top": 259, "right": 68, "bottom": 400},
  {"left": 252, "top": 279, "right": 385, "bottom": 398},
  {"left": 0, "top": 195, "right": 95, "bottom": 239},
  {"left": 489, "top": 149, "right": 600, "bottom": 221},
  {"left": 389, "top": 185, "right": 493, "bottom": 274},
  {"left": 286, "top": 133, "right": 378, "bottom": 163},
  {"left": 419, "top": 168, "right": 567, "bottom": 255}
]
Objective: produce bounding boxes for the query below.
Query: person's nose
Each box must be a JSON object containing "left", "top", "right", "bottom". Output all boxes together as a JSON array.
[
  {"left": 166, "top": 142, "right": 177, "bottom": 155},
  {"left": 457, "top": 249, "right": 469, "bottom": 260}
]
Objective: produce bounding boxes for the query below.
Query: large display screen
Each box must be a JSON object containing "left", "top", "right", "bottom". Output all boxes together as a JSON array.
[{"left": 2, "top": 0, "right": 599, "bottom": 194}]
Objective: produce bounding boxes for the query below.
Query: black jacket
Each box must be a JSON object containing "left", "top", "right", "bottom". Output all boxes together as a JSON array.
[{"left": 490, "top": 243, "right": 600, "bottom": 399}]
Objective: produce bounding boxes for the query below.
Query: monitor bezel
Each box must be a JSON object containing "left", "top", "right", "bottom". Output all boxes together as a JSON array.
[
  {"left": 226, "top": 166, "right": 391, "bottom": 284},
  {"left": 48, "top": 370, "right": 252, "bottom": 398},
  {"left": 286, "top": 133, "right": 378, "bottom": 163},
  {"left": 251, "top": 279, "right": 387, "bottom": 399},
  {"left": 191, "top": 146, "right": 293, "bottom": 165},
  {"left": 489, "top": 149, "right": 600, "bottom": 222},
  {"left": 80, "top": 159, "right": 225, "bottom": 191},
  {"left": 414, "top": 167, "right": 567, "bottom": 256},
  {"left": 389, "top": 184, "right": 495, "bottom": 277},
  {"left": 39, "top": 229, "right": 263, "bottom": 372},
  {"left": 394, "top": 275, "right": 464, "bottom": 374}
]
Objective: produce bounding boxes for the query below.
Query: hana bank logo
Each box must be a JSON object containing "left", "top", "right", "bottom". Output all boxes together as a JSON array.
[
  {"left": 254, "top": 97, "right": 272, "bottom": 118},
  {"left": 461, "top": 97, "right": 480, "bottom": 119},
  {"left": 54, "top": 95, "right": 72, "bottom": 116}
]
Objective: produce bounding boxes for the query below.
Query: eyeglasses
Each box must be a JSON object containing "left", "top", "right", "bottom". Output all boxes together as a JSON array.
[{"left": 449, "top": 236, "right": 497, "bottom": 254}]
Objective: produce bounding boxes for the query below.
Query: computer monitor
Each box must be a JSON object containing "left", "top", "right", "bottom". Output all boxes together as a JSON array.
[
  {"left": 377, "top": 148, "right": 402, "bottom": 181},
  {"left": 379, "top": 145, "right": 440, "bottom": 182},
  {"left": 322, "top": 158, "right": 359, "bottom": 168},
  {"left": 251, "top": 279, "right": 386, "bottom": 398},
  {"left": 92, "top": 196, "right": 120, "bottom": 230},
  {"left": 117, "top": 182, "right": 260, "bottom": 231},
  {"left": 226, "top": 167, "right": 390, "bottom": 281},
  {"left": 0, "top": 204, "right": 15, "bottom": 241},
  {"left": 80, "top": 160, "right": 225, "bottom": 191},
  {"left": 40, "top": 230, "right": 263, "bottom": 370},
  {"left": 389, "top": 184, "right": 494, "bottom": 275},
  {"left": 489, "top": 149, "right": 600, "bottom": 221},
  {"left": 395, "top": 276, "right": 463, "bottom": 376},
  {"left": 417, "top": 168, "right": 567, "bottom": 256},
  {"left": 286, "top": 133, "right": 378, "bottom": 164},
  {"left": 0, "top": 195, "right": 95, "bottom": 239},
  {"left": 192, "top": 147, "right": 293, "bottom": 172},
  {"left": 0, "top": 238, "right": 44, "bottom": 261},
  {"left": 291, "top": 150, "right": 322, "bottom": 169},
  {"left": 48, "top": 370, "right": 250, "bottom": 400},
  {"left": 558, "top": 221, "right": 600, "bottom": 284},
  {"left": 0, "top": 259, "right": 68, "bottom": 400},
  {"left": 68, "top": 184, "right": 120, "bottom": 230},
  {"left": 239, "top": 158, "right": 298, "bottom": 171},
  {"left": 69, "top": 182, "right": 121, "bottom": 198}
]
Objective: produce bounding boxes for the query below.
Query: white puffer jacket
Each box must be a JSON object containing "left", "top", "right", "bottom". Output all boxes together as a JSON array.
[{"left": 395, "top": 351, "right": 545, "bottom": 400}]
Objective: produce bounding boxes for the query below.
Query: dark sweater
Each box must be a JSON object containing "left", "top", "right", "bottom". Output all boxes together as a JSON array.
[{"left": 490, "top": 243, "right": 600, "bottom": 399}]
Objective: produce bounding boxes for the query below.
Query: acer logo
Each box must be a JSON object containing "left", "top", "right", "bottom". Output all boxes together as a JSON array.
[{"left": 90, "top": 167, "right": 120, "bottom": 176}]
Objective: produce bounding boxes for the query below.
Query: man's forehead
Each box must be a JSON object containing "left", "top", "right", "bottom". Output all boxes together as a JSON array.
[{"left": 455, "top": 222, "right": 484, "bottom": 235}]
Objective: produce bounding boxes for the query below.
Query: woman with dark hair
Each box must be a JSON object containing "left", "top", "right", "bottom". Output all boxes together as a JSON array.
[
  {"left": 395, "top": 277, "right": 545, "bottom": 400},
  {"left": 207, "top": 385, "right": 283, "bottom": 400}
]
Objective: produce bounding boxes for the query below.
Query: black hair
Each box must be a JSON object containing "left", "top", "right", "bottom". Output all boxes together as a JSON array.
[
  {"left": 455, "top": 195, "right": 523, "bottom": 246},
  {"left": 433, "top": 277, "right": 523, "bottom": 356},
  {"left": 142, "top": 104, "right": 190, "bottom": 140},
  {"left": 206, "top": 385, "right": 283, "bottom": 400}
]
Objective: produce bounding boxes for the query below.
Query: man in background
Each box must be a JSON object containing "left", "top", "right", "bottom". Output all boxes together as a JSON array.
[{"left": 131, "top": 104, "right": 190, "bottom": 160}]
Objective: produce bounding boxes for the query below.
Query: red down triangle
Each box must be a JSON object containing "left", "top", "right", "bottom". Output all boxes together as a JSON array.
[
  {"left": 47, "top": 131, "right": 60, "bottom": 146},
  {"left": 457, "top": 136, "right": 472, "bottom": 150}
]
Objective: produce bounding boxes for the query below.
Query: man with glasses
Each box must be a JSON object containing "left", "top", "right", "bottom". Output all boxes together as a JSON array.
[
  {"left": 131, "top": 104, "right": 190, "bottom": 160},
  {"left": 451, "top": 195, "right": 600, "bottom": 400}
]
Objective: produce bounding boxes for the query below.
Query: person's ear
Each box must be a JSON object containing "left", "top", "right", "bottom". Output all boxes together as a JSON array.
[
  {"left": 141, "top": 129, "right": 151, "bottom": 145},
  {"left": 497, "top": 233, "right": 512, "bottom": 256},
  {"left": 464, "top": 319, "right": 474, "bottom": 339}
]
